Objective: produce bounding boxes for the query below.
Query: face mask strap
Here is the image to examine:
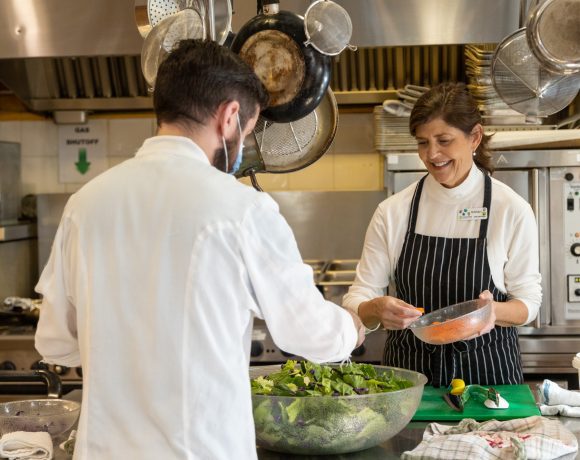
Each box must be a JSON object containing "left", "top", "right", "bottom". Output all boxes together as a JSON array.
[
  {"left": 222, "top": 135, "right": 229, "bottom": 173},
  {"left": 222, "top": 113, "right": 243, "bottom": 174}
]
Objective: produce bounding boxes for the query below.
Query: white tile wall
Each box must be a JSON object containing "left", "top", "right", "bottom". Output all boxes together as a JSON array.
[
  {"left": 0, "top": 122, "right": 21, "bottom": 143},
  {"left": 0, "top": 117, "right": 155, "bottom": 196},
  {"left": 20, "top": 121, "right": 58, "bottom": 157},
  {"left": 0, "top": 112, "right": 383, "bottom": 195},
  {"left": 107, "top": 118, "right": 154, "bottom": 157},
  {"left": 21, "top": 156, "right": 65, "bottom": 195}
]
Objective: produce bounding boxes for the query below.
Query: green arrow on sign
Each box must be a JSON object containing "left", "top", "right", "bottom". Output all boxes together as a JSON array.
[{"left": 75, "top": 148, "right": 91, "bottom": 174}]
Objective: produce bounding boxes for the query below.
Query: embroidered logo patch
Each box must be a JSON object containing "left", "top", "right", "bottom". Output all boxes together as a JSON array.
[{"left": 457, "top": 207, "right": 488, "bottom": 221}]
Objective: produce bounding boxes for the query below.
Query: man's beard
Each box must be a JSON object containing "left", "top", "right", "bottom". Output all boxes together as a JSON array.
[{"left": 213, "top": 132, "right": 240, "bottom": 173}]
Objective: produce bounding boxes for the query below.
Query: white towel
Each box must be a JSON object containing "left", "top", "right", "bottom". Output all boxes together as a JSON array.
[
  {"left": 539, "top": 379, "right": 580, "bottom": 417},
  {"left": 0, "top": 431, "right": 53, "bottom": 460}
]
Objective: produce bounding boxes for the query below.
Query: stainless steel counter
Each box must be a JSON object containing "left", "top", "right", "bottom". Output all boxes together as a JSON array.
[
  {"left": 51, "top": 417, "right": 580, "bottom": 460},
  {"left": 51, "top": 390, "right": 580, "bottom": 459}
]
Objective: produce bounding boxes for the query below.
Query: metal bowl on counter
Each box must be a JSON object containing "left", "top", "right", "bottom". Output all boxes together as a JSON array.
[
  {"left": 0, "top": 399, "right": 80, "bottom": 438},
  {"left": 250, "top": 365, "right": 427, "bottom": 455},
  {"left": 408, "top": 298, "right": 492, "bottom": 345}
]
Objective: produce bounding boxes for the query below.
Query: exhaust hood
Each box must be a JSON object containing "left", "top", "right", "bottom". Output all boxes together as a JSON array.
[{"left": 0, "top": 0, "right": 521, "bottom": 113}]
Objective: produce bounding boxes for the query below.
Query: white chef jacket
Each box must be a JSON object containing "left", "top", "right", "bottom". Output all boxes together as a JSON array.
[
  {"left": 343, "top": 164, "right": 542, "bottom": 325},
  {"left": 35, "top": 136, "right": 357, "bottom": 460}
]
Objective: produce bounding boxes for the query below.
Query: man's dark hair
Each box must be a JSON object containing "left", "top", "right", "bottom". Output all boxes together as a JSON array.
[{"left": 153, "top": 39, "right": 269, "bottom": 130}]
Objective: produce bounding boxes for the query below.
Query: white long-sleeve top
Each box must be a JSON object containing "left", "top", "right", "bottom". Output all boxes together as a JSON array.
[
  {"left": 35, "top": 136, "right": 357, "bottom": 460},
  {"left": 343, "top": 164, "right": 542, "bottom": 325}
]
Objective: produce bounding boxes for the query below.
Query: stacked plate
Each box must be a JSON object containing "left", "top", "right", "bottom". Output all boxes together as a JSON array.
[
  {"left": 465, "top": 44, "right": 529, "bottom": 125},
  {"left": 375, "top": 85, "right": 431, "bottom": 152},
  {"left": 373, "top": 106, "right": 416, "bottom": 152}
]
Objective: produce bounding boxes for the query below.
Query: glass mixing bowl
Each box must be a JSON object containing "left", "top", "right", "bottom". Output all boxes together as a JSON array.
[
  {"left": 250, "top": 365, "right": 427, "bottom": 455},
  {"left": 408, "top": 298, "right": 492, "bottom": 345},
  {"left": 0, "top": 399, "right": 80, "bottom": 438}
]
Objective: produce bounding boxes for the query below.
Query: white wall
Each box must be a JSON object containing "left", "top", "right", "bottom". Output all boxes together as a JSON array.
[
  {"left": 0, "top": 117, "right": 156, "bottom": 195},
  {"left": 0, "top": 112, "right": 383, "bottom": 194}
]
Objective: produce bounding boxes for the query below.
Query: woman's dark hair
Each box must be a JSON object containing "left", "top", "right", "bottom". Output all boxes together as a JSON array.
[
  {"left": 409, "top": 82, "right": 494, "bottom": 174},
  {"left": 153, "top": 39, "right": 269, "bottom": 131}
]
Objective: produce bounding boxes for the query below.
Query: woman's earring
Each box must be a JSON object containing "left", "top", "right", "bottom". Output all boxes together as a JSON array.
[{"left": 472, "top": 151, "right": 477, "bottom": 157}]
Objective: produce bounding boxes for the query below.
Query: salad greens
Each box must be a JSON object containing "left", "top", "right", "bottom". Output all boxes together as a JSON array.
[
  {"left": 250, "top": 360, "right": 417, "bottom": 455},
  {"left": 251, "top": 359, "right": 413, "bottom": 397}
]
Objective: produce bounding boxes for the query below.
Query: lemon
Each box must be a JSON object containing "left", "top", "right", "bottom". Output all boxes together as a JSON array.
[{"left": 449, "top": 378, "right": 465, "bottom": 395}]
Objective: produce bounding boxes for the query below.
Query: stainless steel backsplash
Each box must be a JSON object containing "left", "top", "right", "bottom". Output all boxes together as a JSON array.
[
  {"left": 36, "top": 191, "right": 389, "bottom": 272},
  {"left": 269, "top": 191, "right": 389, "bottom": 260}
]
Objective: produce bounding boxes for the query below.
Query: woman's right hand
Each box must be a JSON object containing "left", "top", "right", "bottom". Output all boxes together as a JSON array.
[{"left": 358, "top": 296, "right": 422, "bottom": 330}]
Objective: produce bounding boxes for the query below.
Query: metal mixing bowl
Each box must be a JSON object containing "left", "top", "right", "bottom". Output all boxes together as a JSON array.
[
  {"left": 408, "top": 298, "right": 492, "bottom": 345},
  {"left": 250, "top": 365, "right": 427, "bottom": 455},
  {"left": 0, "top": 399, "right": 80, "bottom": 438}
]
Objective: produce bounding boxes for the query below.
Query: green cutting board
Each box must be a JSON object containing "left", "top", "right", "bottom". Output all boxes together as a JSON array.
[{"left": 412, "top": 385, "right": 541, "bottom": 421}]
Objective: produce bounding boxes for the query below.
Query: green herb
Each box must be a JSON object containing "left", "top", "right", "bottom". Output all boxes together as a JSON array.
[{"left": 251, "top": 359, "right": 413, "bottom": 397}]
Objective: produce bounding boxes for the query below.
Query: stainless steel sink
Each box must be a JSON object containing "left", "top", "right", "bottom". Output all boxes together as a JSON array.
[
  {"left": 318, "top": 271, "right": 356, "bottom": 285},
  {"left": 304, "top": 259, "right": 327, "bottom": 275},
  {"left": 325, "top": 259, "right": 359, "bottom": 272},
  {"left": 306, "top": 259, "right": 359, "bottom": 306}
]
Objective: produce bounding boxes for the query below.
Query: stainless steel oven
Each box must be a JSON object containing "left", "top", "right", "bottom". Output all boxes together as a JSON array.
[
  {"left": 385, "top": 149, "right": 580, "bottom": 387},
  {"left": 0, "top": 329, "right": 82, "bottom": 399}
]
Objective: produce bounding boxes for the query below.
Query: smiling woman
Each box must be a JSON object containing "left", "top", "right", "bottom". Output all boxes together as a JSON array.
[
  {"left": 343, "top": 82, "right": 542, "bottom": 388},
  {"left": 410, "top": 82, "right": 493, "bottom": 186},
  {"left": 414, "top": 118, "right": 482, "bottom": 188}
]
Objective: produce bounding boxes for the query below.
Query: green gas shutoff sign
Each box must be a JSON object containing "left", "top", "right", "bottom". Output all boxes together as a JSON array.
[{"left": 58, "top": 120, "right": 107, "bottom": 183}]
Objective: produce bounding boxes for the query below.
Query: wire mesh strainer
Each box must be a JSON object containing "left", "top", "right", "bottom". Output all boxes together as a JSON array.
[
  {"left": 141, "top": 8, "right": 205, "bottom": 88},
  {"left": 526, "top": 0, "right": 580, "bottom": 74},
  {"left": 235, "top": 89, "right": 338, "bottom": 189},
  {"left": 491, "top": 28, "right": 580, "bottom": 117},
  {"left": 253, "top": 111, "right": 318, "bottom": 169},
  {"left": 303, "top": 0, "right": 357, "bottom": 56}
]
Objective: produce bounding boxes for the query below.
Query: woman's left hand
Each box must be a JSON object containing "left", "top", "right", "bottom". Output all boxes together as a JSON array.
[{"left": 463, "top": 290, "right": 496, "bottom": 340}]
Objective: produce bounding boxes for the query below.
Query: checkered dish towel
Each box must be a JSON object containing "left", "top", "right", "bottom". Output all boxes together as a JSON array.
[{"left": 401, "top": 416, "right": 578, "bottom": 460}]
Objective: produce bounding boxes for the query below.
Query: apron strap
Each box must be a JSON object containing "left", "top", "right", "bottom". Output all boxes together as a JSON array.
[
  {"left": 478, "top": 173, "right": 492, "bottom": 239},
  {"left": 407, "top": 174, "right": 428, "bottom": 234}
]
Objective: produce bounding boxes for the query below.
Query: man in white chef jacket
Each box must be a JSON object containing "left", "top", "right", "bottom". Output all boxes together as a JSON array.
[{"left": 34, "top": 39, "right": 365, "bottom": 459}]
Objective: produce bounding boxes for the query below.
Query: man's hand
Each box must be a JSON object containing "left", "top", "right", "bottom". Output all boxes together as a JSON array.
[{"left": 346, "top": 310, "right": 366, "bottom": 347}]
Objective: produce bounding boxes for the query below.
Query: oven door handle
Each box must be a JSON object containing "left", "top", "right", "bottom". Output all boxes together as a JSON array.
[
  {"left": 0, "top": 370, "right": 62, "bottom": 398},
  {"left": 530, "top": 169, "right": 542, "bottom": 329}
]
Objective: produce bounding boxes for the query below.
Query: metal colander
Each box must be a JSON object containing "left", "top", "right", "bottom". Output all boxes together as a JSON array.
[
  {"left": 491, "top": 28, "right": 580, "bottom": 117},
  {"left": 136, "top": 0, "right": 232, "bottom": 44},
  {"left": 162, "top": 8, "right": 205, "bottom": 51},
  {"left": 303, "top": 0, "right": 357, "bottom": 56},
  {"left": 147, "top": 0, "right": 183, "bottom": 26},
  {"left": 526, "top": 0, "right": 580, "bottom": 74},
  {"left": 141, "top": 8, "right": 205, "bottom": 88}
]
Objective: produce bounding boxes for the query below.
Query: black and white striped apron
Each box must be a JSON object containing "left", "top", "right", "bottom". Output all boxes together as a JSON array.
[{"left": 383, "top": 173, "right": 523, "bottom": 387}]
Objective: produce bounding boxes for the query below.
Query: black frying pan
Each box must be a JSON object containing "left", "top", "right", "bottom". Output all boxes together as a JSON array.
[{"left": 230, "top": 0, "right": 331, "bottom": 123}]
